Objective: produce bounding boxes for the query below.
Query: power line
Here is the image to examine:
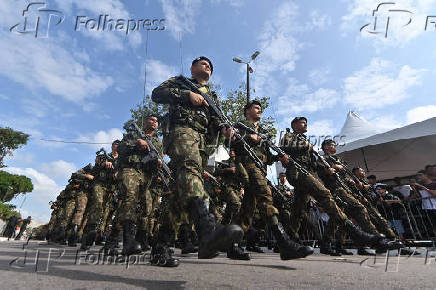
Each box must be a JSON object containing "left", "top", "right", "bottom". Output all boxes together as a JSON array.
[{"left": 38, "top": 138, "right": 112, "bottom": 145}]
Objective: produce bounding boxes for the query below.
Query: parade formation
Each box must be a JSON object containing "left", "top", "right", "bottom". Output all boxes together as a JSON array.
[{"left": 43, "top": 56, "right": 435, "bottom": 268}]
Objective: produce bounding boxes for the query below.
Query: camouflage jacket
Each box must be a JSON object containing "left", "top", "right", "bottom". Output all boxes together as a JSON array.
[
  {"left": 68, "top": 164, "right": 94, "bottom": 190},
  {"left": 232, "top": 119, "right": 278, "bottom": 169},
  {"left": 151, "top": 76, "right": 221, "bottom": 141},
  {"left": 317, "top": 153, "right": 352, "bottom": 189},
  {"left": 92, "top": 152, "right": 118, "bottom": 184},
  {"left": 215, "top": 159, "right": 244, "bottom": 190},
  {"left": 118, "top": 129, "right": 163, "bottom": 173},
  {"left": 280, "top": 132, "right": 317, "bottom": 174}
]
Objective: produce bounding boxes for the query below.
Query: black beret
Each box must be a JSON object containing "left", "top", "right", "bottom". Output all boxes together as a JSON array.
[
  {"left": 192, "top": 56, "right": 213, "bottom": 73},
  {"left": 112, "top": 140, "right": 121, "bottom": 145},
  {"left": 321, "top": 139, "right": 337, "bottom": 148},
  {"left": 243, "top": 100, "right": 262, "bottom": 117},
  {"left": 291, "top": 117, "right": 307, "bottom": 126}
]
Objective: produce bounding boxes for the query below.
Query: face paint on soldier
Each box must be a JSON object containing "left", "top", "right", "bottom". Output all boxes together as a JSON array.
[{"left": 190, "top": 60, "right": 212, "bottom": 84}]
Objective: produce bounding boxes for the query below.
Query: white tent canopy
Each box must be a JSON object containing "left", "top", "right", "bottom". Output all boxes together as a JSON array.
[
  {"left": 339, "top": 111, "right": 379, "bottom": 144},
  {"left": 337, "top": 117, "right": 436, "bottom": 181}
]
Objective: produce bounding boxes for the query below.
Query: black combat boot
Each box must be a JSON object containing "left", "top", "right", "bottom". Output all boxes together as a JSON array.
[
  {"left": 189, "top": 198, "right": 244, "bottom": 259},
  {"left": 121, "top": 220, "right": 142, "bottom": 255},
  {"left": 335, "top": 241, "right": 354, "bottom": 255},
  {"left": 271, "top": 223, "right": 314, "bottom": 260},
  {"left": 95, "top": 230, "right": 104, "bottom": 246},
  {"left": 50, "top": 226, "right": 66, "bottom": 244},
  {"left": 319, "top": 238, "right": 341, "bottom": 256},
  {"left": 150, "top": 225, "right": 179, "bottom": 267},
  {"left": 135, "top": 228, "right": 151, "bottom": 251},
  {"left": 67, "top": 224, "right": 78, "bottom": 247},
  {"left": 80, "top": 224, "right": 97, "bottom": 250},
  {"left": 180, "top": 224, "right": 198, "bottom": 254},
  {"left": 103, "top": 227, "right": 121, "bottom": 256},
  {"left": 343, "top": 220, "right": 401, "bottom": 251},
  {"left": 245, "top": 227, "right": 264, "bottom": 253},
  {"left": 227, "top": 243, "right": 251, "bottom": 260},
  {"left": 357, "top": 247, "right": 376, "bottom": 256}
]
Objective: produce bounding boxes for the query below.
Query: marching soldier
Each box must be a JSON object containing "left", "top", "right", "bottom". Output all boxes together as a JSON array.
[
  {"left": 151, "top": 56, "right": 243, "bottom": 267},
  {"left": 279, "top": 117, "right": 396, "bottom": 252},
  {"left": 231, "top": 101, "right": 314, "bottom": 260}
]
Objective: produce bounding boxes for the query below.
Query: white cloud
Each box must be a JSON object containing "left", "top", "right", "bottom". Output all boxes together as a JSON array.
[
  {"left": 343, "top": 58, "right": 425, "bottom": 109},
  {"left": 144, "top": 59, "right": 178, "bottom": 94},
  {"left": 278, "top": 80, "right": 339, "bottom": 115},
  {"left": 252, "top": 1, "right": 302, "bottom": 97},
  {"left": 407, "top": 105, "right": 436, "bottom": 124},
  {"left": 369, "top": 114, "right": 404, "bottom": 132},
  {"left": 4, "top": 167, "right": 63, "bottom": 223},
  {"left": 308, "top": 67, "right": 330, "bottom": 86},
  {"left": 77, "top": 128, "right": 123, "bottom": 150},
  {"left": 54, "top": 0, "right": 142, "bottom": 50},
  {"left": 307, "top": 10, "right": 332, "bottom": 30},
  {"left": 211, "top": 0, "right": 244, "bottom": 7},
  {"left": 160, "top": 0, "right": 202, "bottom": 39},
  {"left": 0, "top": 32, "right": 113, "bottom": 104},
  {"left": 341, "top": 0, "right": 436, "bottom": 46},
  {"left": 40, "top": 160, "right": 77, "bottom": 181},
  {"left": 307, "top": 119, "right": 336, "bottom": 137}
]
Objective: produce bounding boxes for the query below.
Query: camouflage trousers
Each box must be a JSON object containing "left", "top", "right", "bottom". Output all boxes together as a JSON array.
[
  {"left": 71, "top": 191, "right": 88, "bottom": 226},
  {"left": 236, "top": 164, "right": 279, "bottom": 232},
  {"left": 137, "top": 187, "right": 158, "bottom": 232},
  {"left": 287, "top": 172, "right": 349, "bottom": 238},
  {"left": 324, "top": 187, "right": 396, "bottom": 242},
  {"left": 47, "top": 211, "right": 59, "bottom": 233},
  {"left": 220, "top": 186, "right": 242, "bottom": 225},
  {"left": 119, "top": 167, "right": 152, "bottom": 223},
  {"left": 58, "top": 198, "right": 76, "bottom": 228},
  {"left": 157, "top": 127, "right": 210, "bottom": 233},
  {"left": 86, "top": 183, "right": 108, "bottom": 229}
]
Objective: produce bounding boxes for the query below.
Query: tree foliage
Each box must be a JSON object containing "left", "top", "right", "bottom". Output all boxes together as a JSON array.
[
  {"left": 0, "top": 202, "right": 20, "bottom": 220},
  {"left": 0, "top": 170, "right": 33, "bottom": 202},
  {"left": 124, "top": 95, "right": 168, "bottom": 136},
  {"left": 219, "top": 82, "right": 276, "bottom": 135},
  {"left": 0, "top": 127, "right": 29, "bottom": 168}
]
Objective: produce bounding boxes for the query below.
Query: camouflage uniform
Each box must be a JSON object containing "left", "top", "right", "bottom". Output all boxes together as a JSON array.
[
  {"left": 215, "top": 160, "right": 243, "bottom": 225},
  {"left": 319, "top": 153, "right": 396, "bottom": 241},
  {"left": 280, "top": 132, "right": 390, "bottom": 251},
  {"left": 232, "top": 119, "right": 279, "bottom": 232},
  {"left": 280, "top": 132, "right": 350, "bottom": 237},
  {"left": 151, "top": 75, "right": 243, "bottom": 264},
  {"left": 117, "top": 132, "right": 162, "bottom": 223},
  {"left": 152, "top": 77, "right": 220, "bottom": 226}
]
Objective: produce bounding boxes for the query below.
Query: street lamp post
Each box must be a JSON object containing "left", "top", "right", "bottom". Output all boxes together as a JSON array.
[{"left": 233, "top": 51, "right": 260, "bottom": 104}]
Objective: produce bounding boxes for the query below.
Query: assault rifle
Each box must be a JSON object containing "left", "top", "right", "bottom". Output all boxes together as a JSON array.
[{"left": 124, "top": 120, "right": 174, "bottom": 185}]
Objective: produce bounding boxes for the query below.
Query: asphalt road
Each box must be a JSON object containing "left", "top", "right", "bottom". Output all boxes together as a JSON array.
[{"left": 0, "top": 240, "right": 435, "bottom": 289}]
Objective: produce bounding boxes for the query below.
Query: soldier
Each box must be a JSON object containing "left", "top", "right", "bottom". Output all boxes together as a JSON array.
[
  {"left": 111, "top": 114, "right": 164, "bottom": 256},
  {"left": 100, "top": 140, "right": 120, "bottom": 238},
  {"left": 231, "top": 101, "right": 314, "bottom": 261},
  {"left": 15, "top": 216, "right": 31, "bottom": 240},
  {"left": 279, "top": 117, "right": 396, "bottom": 253},
  {"left": 318, "top": 139, "right": 392, "bottom": 256},
  {"left": 68, "top": 164, "right": 94, "bottom": 247},
  {"left": 273, "top": 173, "right": 294, "bottom": 238},
  {"left": 151, "top": 56, "right": 243, "bottom": 267},
  {"left": 214, "top": 150, "right": 243, "bottom": 225}
]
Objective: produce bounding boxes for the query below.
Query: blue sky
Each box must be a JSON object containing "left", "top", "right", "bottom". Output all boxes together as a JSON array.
[{"left": 1, "top": 0, "right": 435, "bottom": 223}]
